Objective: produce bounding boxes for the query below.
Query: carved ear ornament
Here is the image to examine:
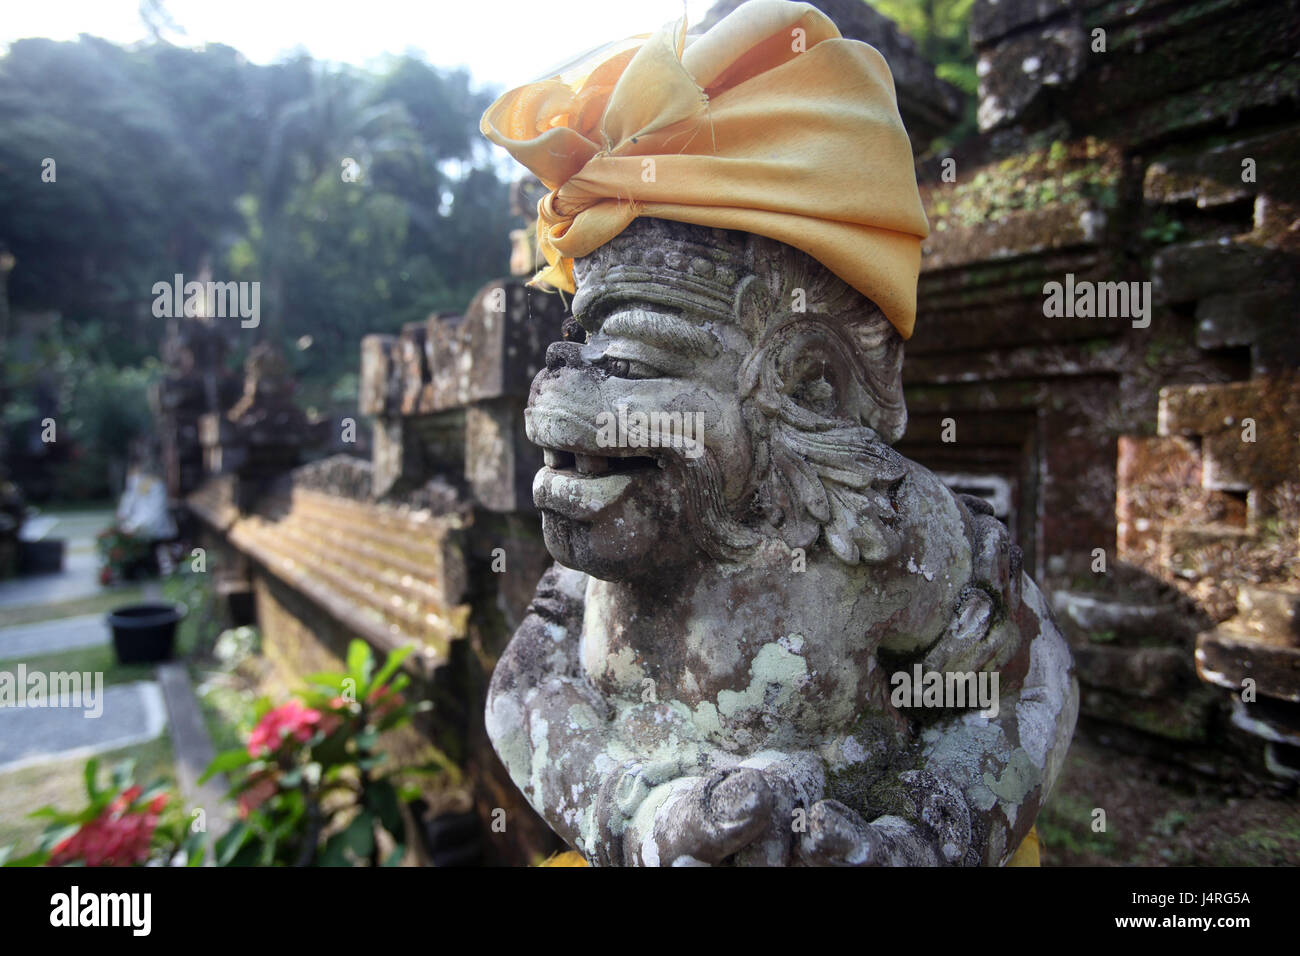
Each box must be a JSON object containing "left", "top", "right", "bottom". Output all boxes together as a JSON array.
[{"left": 739, "top": 318, "right": 906, "bottom": 564}]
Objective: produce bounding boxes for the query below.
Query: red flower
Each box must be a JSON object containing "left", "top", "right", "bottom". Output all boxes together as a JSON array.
[
  {"left": 47, "top": 798, "right": 160, "bottom": 867},
  {"left": 246, "top": 699, "right": 326, "bottom": 758}
]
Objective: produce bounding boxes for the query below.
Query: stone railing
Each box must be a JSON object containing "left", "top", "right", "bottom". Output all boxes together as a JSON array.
[{"left": 183, "top": 277, "right": 570, "bottom": 864}]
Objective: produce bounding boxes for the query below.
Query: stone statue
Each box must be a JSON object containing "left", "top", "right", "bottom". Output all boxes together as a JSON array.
[{"left": 486, "top": 217, "right": 1077, "bottom": 866}]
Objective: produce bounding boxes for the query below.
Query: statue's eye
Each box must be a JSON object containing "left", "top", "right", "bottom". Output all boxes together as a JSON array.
[{"left": 605, "top": 358, "right": 660, "bottom": 379}]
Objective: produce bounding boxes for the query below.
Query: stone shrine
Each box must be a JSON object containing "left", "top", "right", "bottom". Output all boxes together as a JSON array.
[{"left": 481, "top": 1, "right": 1078, "bottom": 865}]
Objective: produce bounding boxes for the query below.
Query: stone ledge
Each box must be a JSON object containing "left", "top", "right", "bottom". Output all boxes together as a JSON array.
[{"left": 1196, "top": 628, "right": 1300, "bottom": 702}]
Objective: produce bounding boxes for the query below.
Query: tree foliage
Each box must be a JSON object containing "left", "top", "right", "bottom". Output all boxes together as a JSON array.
[{"left": 0, "top": 35, "right": 511, "bottom": 499}]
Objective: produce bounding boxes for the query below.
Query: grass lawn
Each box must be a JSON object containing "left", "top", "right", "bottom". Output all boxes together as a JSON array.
[
  {"left": 0, "top": 643, "right": 158, "bottom": 689},
  {"left": 1, "top": 586, "right": 147, "bottom": 628},
  {"left": 0, "top": 734, "right": 176, "bottom": 855},
  {"left": 26, "top": 503, "right": 114, "bottom": 516}
]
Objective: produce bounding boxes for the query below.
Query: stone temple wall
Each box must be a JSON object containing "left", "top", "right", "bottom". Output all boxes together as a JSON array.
[
  {"left": 175, "top": 0, "right": 1298, "bottom": 871},
  {"left": 904, "top": 0, "right": 1299, "bottom": 784},
  {"left": 185, "top": 273, "right": 569, "bottom": 865}
]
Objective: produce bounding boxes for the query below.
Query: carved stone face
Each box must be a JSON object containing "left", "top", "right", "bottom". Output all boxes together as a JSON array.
[
  {"left": 527, "top": 318, "right": 754, "bottom": 581},
  {"left": 525, "top": 218, "right": 910, "bottom": 582}
]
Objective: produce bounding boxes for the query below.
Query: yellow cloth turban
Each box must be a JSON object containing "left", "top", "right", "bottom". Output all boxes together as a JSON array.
[{"left": 481, "top": 0, "right": 929, "bottom": 339}]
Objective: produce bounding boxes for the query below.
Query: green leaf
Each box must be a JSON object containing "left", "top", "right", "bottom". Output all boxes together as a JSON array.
[
  {"left": 26, "top": 806, "right": 66, "bottom": 821},
  {"left": 139, "top": 780, "right": 170, "bottom": 804},
  {"left": 182, "top": 832, "right": 207, "bottom": 867},
  {"left": 83, "top": 758, "right": 100, "bottom": 801},
  {"left": 38, "top": 823, "right": 80, "bottom": 855},
  {"left": 339, "top": 810, "right": 375, "bottom": 861},
  {"left": 346, "top": 640, "right": 374, "bottom": 693},
  {"left": 303, "top": 672, "right": 348, "bottom": 691},
  {"left": 2, "top": 849, "right": 50, "bottom": 868},
  {"left": 365, "top": 779, "right": 403, "bottom": 837},
  {"left": 200, "top": 748, "right": 254, "bottom": 783},
  {"left": 377, "top": 711, "right": 412, "bottom": 733},
  {"left": 215, "top": 822, "right": 252, "bottom": 866},
  {"left": 389, "top": 673, "right": 411, "bottom": 694},
  {"left": 109, "top": 759, "right": 136, "bottom": 793},
  {"left": 370, "top": 644, "right": 413, "bottom": 693},
  {"left": 259, "top": 833, "right": 277, "bottom": 866},
  {"left": 317, "top": 834, "right": 350, "bottom": 867},
  {"left": 397, "top": 783, "right": 422, "bottom": 802}
]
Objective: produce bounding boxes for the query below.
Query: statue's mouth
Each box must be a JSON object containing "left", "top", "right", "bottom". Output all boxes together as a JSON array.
[
  {"left": 542, "top": 448, "right": 660, "bottom": 476},
  {"left": 533, "top": 444, "right": 662, "bottom": 521}
]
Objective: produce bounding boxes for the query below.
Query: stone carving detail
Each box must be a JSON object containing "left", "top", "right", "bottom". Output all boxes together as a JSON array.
[{"left": 487, "top": 218, "right": 1078, "bottom": 865}]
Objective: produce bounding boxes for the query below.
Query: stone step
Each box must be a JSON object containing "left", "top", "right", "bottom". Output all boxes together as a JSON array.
[
  {"left": 1229, "top": 695, "right": 1300, "bottom": 748},
  {"left": 1078, "top": 684, "right": 1216, "bottom": 744},
  {"left": 1072, "top": 644, "right": 1194, "bottom": 699},
  {"left": 1235, "top": 584, "right": 1300, "bottom": 647},
  {"left": 1051, "top": 589, "right": 1194, "bottom": 644},
  {"left": 1265, "top": 743, "right": 1300, "bottom": 781},
  {"left": 1195, "top": 627, "right": 1300, "bottom": 703}
]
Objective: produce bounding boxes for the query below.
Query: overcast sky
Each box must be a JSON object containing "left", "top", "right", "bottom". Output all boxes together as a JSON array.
[{"left": 0, "top": 0, "right": 717, "bottom": 91}]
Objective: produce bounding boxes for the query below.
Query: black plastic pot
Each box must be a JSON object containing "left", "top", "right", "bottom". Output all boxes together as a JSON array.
[
  {"left": 107, "top": 602, "right": 185, "bottom": 664},
  {"left": 408, "top": 800, "right": 484, "bottom": 867},
  {"left": 18, "top": 538, "right": 64, "bottom": 575}
]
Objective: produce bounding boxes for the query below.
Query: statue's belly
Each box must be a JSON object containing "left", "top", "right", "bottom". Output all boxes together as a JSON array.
[{"left": 582, "top": 626, "right": 880, "bottom": 752}]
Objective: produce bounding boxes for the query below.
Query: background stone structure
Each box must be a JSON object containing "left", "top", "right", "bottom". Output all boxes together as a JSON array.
[
  {"left": 904, "top": 0, "right": 1299, "bottom": 784},
  {"left": 172, "top": 0, "right": 1298, "bottom": 869},
  {"left": 186, "top": 260, "right": 569, "bottom": 864}
]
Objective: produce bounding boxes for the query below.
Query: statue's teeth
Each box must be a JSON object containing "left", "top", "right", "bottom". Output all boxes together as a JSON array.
[
  {"left": 544, "top": 449, "right": 559, "bottom": 468},
  {"left": 575, "top": 454, "right": 609, "bottom": 475}
]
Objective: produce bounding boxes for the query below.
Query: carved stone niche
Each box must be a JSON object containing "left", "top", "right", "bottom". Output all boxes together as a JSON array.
[{"left": 486, "top": 218, "right": 1079, "bottom": 866}]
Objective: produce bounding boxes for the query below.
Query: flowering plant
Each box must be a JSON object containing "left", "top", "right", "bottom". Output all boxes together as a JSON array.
[
  {"left": 201, "top": 639, "right": 453, "bottom": 866},
  {"left": 96, "top": 526, "right": 152, "bottom": 585},
  {"left": 0, "top": 759, "right": 204, "bottom": 867}
]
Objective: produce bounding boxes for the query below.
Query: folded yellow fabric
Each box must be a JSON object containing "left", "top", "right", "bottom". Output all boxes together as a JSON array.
[{"left": 481, "top": 0, "right": 929, "bottom": 339}]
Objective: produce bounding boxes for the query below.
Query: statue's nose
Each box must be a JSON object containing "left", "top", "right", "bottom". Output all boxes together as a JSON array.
[{"left": 545, "top": 340, "right": 584, "bottom": 371}]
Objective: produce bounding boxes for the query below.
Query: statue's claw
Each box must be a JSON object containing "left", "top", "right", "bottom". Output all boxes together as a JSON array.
[
  {"left": 643, "top": 768, "right": 782, "bottom": 866},
  {"left": 799, "top": 770, "right": 971, "bottom": 866}
]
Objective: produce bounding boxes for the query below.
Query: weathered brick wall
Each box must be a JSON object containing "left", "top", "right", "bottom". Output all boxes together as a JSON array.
[{"left": 908, "top": 0, "right": 1300, "bottom": 779}]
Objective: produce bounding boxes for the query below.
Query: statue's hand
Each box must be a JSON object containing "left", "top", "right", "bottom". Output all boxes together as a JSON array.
[
  {"left": 621, "top": 767, "right": 799, "bottom": 866},
  {"left": 799, "top": 770, "right": 972, "bottom": 866}
]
